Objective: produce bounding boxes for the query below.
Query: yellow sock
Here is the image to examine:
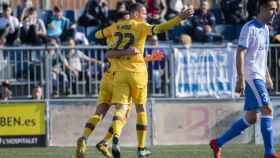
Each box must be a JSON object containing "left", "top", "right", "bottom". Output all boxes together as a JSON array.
[
  {"left": 136, "top": 112, "right": 148, "bottom": 148},
  {"left": 103, "top": 125, "right": 113, "bottom": 142},
  {"left": 103, "top": 114, "right": 129, "bottom": 142},
  {"left": 112, "top": 108, "right": 127, "bottom": 137},
  {"left": 82, "top": 114, "right": 101, "bottom": 137}
]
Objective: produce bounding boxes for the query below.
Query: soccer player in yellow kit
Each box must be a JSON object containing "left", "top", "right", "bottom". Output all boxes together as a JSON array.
[
  {"left": 95, "top": 3, "right": 193, "bottom": 158},
  {"left": 76, "top": 10, "right": 165, "bottom": 158},
  {"left": 76, "top": 49, "right": 162, "bottom": 158},
  {"left": 75, "top": 11, "right": 133, "bottom": 158},
  {"left": 76, "top": 49, "right": 137, "bottom": 158}
]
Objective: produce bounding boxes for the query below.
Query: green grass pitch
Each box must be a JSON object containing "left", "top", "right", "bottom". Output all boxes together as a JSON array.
[{"left": 0, "top": 144, "right": 278, "bottom": 158}]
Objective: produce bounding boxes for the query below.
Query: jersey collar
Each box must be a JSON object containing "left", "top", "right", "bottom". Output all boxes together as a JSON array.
[{"left": 254, "top": 19, "right": 265, "bottom": 28}]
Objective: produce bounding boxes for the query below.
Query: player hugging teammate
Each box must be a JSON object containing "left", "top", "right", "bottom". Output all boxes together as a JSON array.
[{"left": 76, "top": 3, "right": 194, "bottom": 158}]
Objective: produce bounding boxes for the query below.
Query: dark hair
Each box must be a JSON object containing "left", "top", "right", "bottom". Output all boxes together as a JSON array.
[
  {"left": 128, "top": 3, "right": 145, "bottom": 13},
  {"left": 28, "top": 7, "right": 36, "bottom": 14},
  {"left": 201, "top": 0, "right": 208, "bottom": 4},
  {"left": 65, "top": 37, "right": 75, "bottom": 43},
  {"left": 136, "top": 0, "right": 147, "bottom": 6},
  {"left": 36, "top": 82, "right": 42, "bottom": 87},
  {"left": 116, "top": 10, "right": 129, "bottom": 20},
  {"left": 53, "top": 6, "right": 62, "bottom": 12},
  {"left": 2, "top": 81, "right": 11, "bottom": 89},
  {"left": 116, "top": 1, "right": 126, "bottom": 10},
  {"left": 258, "top": 0, "right": 277, "bottom": 10},
  {"left": 3, "top": 3, "right": 11, "bottom": 12},
  {"left": 47, "top": 37, "right": 58, "bottom": 46}
]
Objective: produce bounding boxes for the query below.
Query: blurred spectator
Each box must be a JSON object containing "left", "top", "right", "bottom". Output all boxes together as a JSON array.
[
  {"left": 272, "top": 0, "right": 280, "bottom": 43},
  {"left": 0, "top": 0, "right": 9, "bottom": 13},
  {"left": 221, "top": 0, "right": 248, "bottom": 25},
  {"left": 147, "top": 13, "right": 167, "bottom": 40},
  {"left": 0, "top": 4, "right": 19, "bottom": 45},
  {"left": 0, "top": 33, "right": 4, "bottom": 44},
  {"left": 47, "top": 6, "right": 73, "bottom": 42},
  {"left": 65, "top": 38, "right": 103, "bottom": 77},
  {"left": 164, "top": 0, "right": 179, "bottom": 20},
  {"left": 165, "top": 4, "right": 193, "bottom": 42},
  {"left": 191, "top": 0, "right": 223, "bottom": 42},
  {"left": 0, "top": 36, "right": 7, "bottom": 81},
  {"left": 116, "top": 1, "right": 127, "bottom": 11},
  {"left": 146, "top": 0, "right": 169, "bottom": 25},
  {"left": 75, "top": 31, "right": 89, "bottom": 45},
  {"left": 136, "top": 0, "right": 147, "bottom": 6},
  {"left": 123, "top": 0, "right": 136, "bottom": 8},
  {"left": 147, "top": 0, "right": 165, "bottom": 17},
  {"left": 15, "top": 0, "right": 33, "bottom": 21},
  {"left": 0, "top": 19, "right": 7, "bottom": 39},
  {"left": 146, "top": 35, "right": 166, "bottom": 93},
  {"left": 179, "top": 33, "right": 192, "bottom": 47},
  {"left": 65, "top": 38, "right": 103, "bottom": 94},
  {"left": 168, "top": 9, "right": 193, "bottom": 42},
  {"left": 0, "top": 80, "right": 12, "bottom": 101},
  {"left": 32, "top": 83, "right": 43, "bottom": 100},
  {"left": 109, "top": 1, "right": 127, "bottom": 22},
  {"left": 173, "top": 33, "right": 193, "bottom": 94},
  {"left": 21, "top": 7, "right": 47, "bottom": 45},
  {"left": 247, "top": 0, "right": 258, "bottom": 20},
  {"left": 266, "top": 0, "right": 280, "bottom": 93},
  {"left": 277, "top": 0, "right": 280, "bottom": 12},
  {"left": 78, "top": 0, "right": 109, "bottom": 44},
  {"left": 271, "top": 0, "right": 280, "bottom": 91},
  {"left": 48, "top": 39, "right": 77, "bottom": 96},
  {"left": 78, "top": 0, "right": 110, "bottom": 28},
  {"left": 164, "top": 0, "right": 190, "bottom": 20},
  {"left": 0, "top": 36, "right": 6, "bottom": 56}
]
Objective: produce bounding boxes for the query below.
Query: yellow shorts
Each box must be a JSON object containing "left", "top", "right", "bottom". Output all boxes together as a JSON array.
[
  {"left": 111, "top": 71, "right": 148, "bottom": 105},
  {"left": 97, "top": 72, "right": 114, "bottom": 105}
]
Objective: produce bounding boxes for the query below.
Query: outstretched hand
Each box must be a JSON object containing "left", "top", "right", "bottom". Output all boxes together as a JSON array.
[{"left": 179, "top": 7, "right": 194, "bottom": 20}]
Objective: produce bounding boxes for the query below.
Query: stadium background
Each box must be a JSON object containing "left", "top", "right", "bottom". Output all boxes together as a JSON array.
[
  {"left": 0, "top": 0, "right": 279, "bottom": 158},
  {"left": 6, "top": 0, "right": 212, "bottom": 10}
]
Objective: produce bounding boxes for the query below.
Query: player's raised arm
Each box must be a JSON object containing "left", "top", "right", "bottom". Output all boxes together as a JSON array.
[{"left": 149, "top": 7, "right": 194, "bottom": 34}]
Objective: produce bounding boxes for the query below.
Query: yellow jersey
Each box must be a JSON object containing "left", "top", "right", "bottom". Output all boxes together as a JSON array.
[
  {"left": 104, "top": 36, "right": 117, "bottom": 73},
  {"left": 96, "top": 16, "right": 182, "bottom": 72}
]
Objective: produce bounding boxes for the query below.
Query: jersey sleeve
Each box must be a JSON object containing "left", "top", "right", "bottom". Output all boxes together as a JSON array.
[
  {"left": 139, "top": 22, "right": 153, "bottom": 36},
  {"left": 238, "top": 25, "right": 251, "bottom": 49},
  {"left": 95, "top": 24, "right": 115, "bottom": 39},
  {"left": 146, "top": 16, "right": 182, "bottom": 35}
]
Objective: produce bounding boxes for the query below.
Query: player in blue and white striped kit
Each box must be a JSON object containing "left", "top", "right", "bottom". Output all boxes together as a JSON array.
[{"left": 210, "top": 0, "right": 280, "bottom": 158}]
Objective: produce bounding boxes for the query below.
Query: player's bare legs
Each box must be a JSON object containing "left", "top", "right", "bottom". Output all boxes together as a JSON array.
[
  {"left": 135, "top": 104, "right": 151, "bottom": 158},
  {"left": 111, "top": 104, "right": 129, "bottom": 158},
  {"left": 76, "top": 103, "right": 111, "bottom": 158},
  {"left": 96, "top": 105, "right": 131, "bottom": 158}
]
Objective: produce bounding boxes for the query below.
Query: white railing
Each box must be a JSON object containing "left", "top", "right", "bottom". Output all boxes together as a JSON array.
[{"left": 0, "top": 44, "right": 279, "bottom": 100}]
